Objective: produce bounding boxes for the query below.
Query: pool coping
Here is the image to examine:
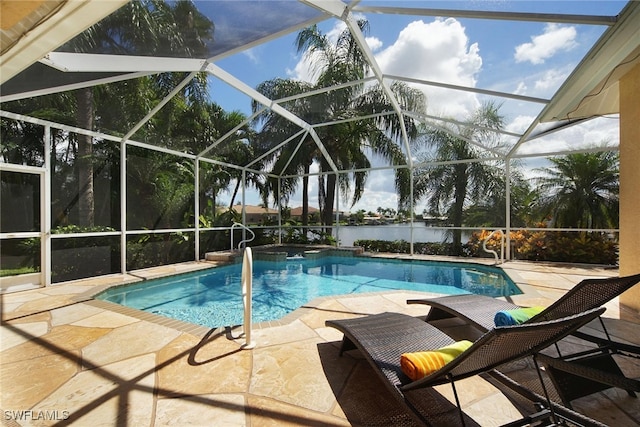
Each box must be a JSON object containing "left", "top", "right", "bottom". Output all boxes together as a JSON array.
[
  {"left": 71, "top": 249, "right": 517, "bottom": 338},
  {"left": 82, "top": 288, "right": 441, "bottom": 339}
]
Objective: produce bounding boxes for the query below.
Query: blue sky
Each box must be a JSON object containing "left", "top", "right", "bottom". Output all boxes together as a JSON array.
[{"left": 205, "top": 1, "right": 625, "bottom": 213}]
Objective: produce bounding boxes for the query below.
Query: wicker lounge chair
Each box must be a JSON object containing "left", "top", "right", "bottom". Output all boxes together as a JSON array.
[
  {"left": 406, "top": 272, "right": 640, "bottom": 405},
  {"left": 326, "top": 308, "right": 606, "bottom": 427}
]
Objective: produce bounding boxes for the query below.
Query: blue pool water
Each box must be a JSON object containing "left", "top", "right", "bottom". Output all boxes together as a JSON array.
[{"left": 96, "top": 256, "right": 519, "bottom": 329}]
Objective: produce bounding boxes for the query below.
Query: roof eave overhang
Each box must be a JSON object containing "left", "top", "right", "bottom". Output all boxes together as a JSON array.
[
  {"left": 538, "top": 1, "right": 640, "bottom": 123},
  {"left": 0, "top": 0, "right": 129, "bottom": 85}
]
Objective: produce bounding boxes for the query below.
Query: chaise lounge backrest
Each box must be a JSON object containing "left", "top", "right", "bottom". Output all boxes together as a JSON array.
[
  {"left": 527, "top": 273, "right": 640, "bottom": 324},
  {"left": 402, "top": 306, "right": 605, "bottom": 391}
]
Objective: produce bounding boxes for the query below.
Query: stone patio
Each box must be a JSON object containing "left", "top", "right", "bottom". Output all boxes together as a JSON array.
[{"left": 1, "top": 257, "right": 639, "bottom": 426}]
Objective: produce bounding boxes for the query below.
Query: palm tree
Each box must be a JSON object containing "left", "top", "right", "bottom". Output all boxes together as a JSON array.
[
  {"left": 464, "top": 168, "right": 538, "bottom": 228},
  {"left": 413, "top": 102, "right": 505, "bottom": 255},
  {"left": 64, "top": 0, "right": 214, "bottom": 226},
  {"left": 535, "top": 150, "right": 619, "bottom": 229},
  {"left": 253, "top": 21, "right": 425, "bottom": 229}
]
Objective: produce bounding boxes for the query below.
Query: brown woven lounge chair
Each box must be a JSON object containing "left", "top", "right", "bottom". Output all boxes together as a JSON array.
[
  {"left": 406, "top": 272, "right": 640, "bottom": 405},
  {"left": 326, "top": 308, "right": 606, "bottom": 427}
]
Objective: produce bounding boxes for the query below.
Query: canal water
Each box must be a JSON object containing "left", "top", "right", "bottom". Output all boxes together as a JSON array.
[{"left": 332, "top": 223, "right": 468, "bottom": 246}]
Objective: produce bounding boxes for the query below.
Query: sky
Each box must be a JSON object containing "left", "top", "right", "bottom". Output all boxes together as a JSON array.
[{"left": 206, "top": 1, "right": 625, "bottom": 214}]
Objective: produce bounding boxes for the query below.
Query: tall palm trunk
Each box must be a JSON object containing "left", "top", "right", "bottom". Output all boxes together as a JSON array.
[
  {"left": 76, "top": 88, "right": 94, "bottom": 227},
  {"left": 302, "top": 161, "right": 310, "bottom": 227},
  {"left": 323, "top": 173, "right": 337, "bottom": 234},
  {"left": 229, "top": 180, "right": 240, "bottom": 210},
  {"left": 451, "top": 165, "right": 468, "bottom": 255}
]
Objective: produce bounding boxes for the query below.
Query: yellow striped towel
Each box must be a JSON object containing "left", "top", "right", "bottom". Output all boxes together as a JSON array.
[{"left": 400, "top": 340, "right": 473, "bottom": 381}]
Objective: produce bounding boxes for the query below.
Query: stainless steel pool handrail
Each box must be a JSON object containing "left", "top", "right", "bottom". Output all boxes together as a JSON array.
[
  {"left": 482, "top": 229, "right": 505, "bottom": 264},
  {"left": 231, "top": 222, "right": 255, "bottom": 251},
  {"left": 241, "top": 246, "right": 255, "bottom": 349}
]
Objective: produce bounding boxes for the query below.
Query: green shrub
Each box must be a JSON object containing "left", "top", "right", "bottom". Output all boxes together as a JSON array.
[
  {"left": 127, "top": 232, "right": 193, "bottom": 270},
  {"left": 0, "top": 267, "right": 37, "bottom": 277},
  {"left": 353, "top": 239, "right": 453, "bottom": 255},
  {"left": 51, "top": 226, "right": 120, "bottom": 282},
  {"left": 467, "top": 229, "right": 618, "bottom": 265},
  {"left": 358, "top": 229, "right": 618, "bottom": 266}
]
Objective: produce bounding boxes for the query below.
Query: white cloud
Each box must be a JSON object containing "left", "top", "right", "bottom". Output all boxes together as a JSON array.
[
  {"left": 506, "top": 115, "right": 535, "bottom": 134},
  {"left": 349, "top": 191, "right": 397, "bottom": 213},
  {"left": 514, "top": 24, "right": 578, "bottom": 65},
  {"left": 242, "top": 48, "right": 259, "bottom": 64},
  {"left": 286, "top": 61, "right": 310, "bottom": 82},
  {"left": 289, "top": 18, "right": 482, "bottom": 120},
  {"left": 349, "top": 189, "right": 398, "bottom": 213},
  {"left": 326, "top": 20, "right": 348, "bottom": 44},
  {"left": 534, "top": 68, "right": 570, "bottom": 93},
  {"left": 514, "top": 81, "right": 527, "bottom": 95},
  {"left": 366, "top": 36, "right": 383, "bottom": 52},
  {"left": 286, "top": 18, "right": 485, "bottom": 210},
  {"left": 514, "top": 117, "right": 619, "bottom": 157},
  {"left": 501, "top": 116, "right": 619, "bottom": 181},
  {"left": 375, "top": 18, "right": 482, "bottom": 119},
  {"left": 287, "top": 23, "right": 384, "bottom": 83}
]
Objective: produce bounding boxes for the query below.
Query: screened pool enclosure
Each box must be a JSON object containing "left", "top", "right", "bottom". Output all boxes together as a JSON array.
[{"left": 1, "top": 0, "right": 639, "bottom": 291}]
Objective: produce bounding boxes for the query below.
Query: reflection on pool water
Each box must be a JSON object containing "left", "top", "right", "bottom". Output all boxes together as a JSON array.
[{"left": 96, "top": 256, "right": 520, "bottom": 329}]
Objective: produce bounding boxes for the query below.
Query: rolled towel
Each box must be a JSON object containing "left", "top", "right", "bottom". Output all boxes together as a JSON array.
[
  {"left": 494, "top": 306, "right": 545, "bottom": 326},
  {"left": 400, "top": 340, "right": 473, "bottom": 381}
]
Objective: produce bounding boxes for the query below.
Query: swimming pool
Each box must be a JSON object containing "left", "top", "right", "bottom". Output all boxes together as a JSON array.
[{"left": 96, "top": 256, "right": 519, "bottom": 329}]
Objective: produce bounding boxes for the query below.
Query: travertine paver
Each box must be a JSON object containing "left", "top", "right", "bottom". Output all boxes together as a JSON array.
[
  {"left": 71, "top": 310, "right": 139, "bottom": 328},
  {"left": 433, "top": 375, "right": 508, "bottom": 408},
  {"left": 50, "top": 303, "right": 105, "bottom": 326},
  {"left": 463, "top": 390, "right": 525, "bottom": 426},
  {"left": 6, "top": 311, "right": 50, "bottom": 325},
  {"left": 246, "top": 394, "right": 351, "bottom": 426},
  {"left": 155, "top": 393, "right": 246, "bottom": 426},
  {"left": 2, "top": 290, "right": 49, "bottom": 304},
  {"left": 0, "top": 321, "right": 49, "bottom": 351},
  {"left": 16, "top": 295, "right": 79, "bottom": 315},
  {"left": 31, "top": 353, "right": 156, "bottom": 426},
  {"left": 329, "top": 293, "right": 406, "bottom": 316},
  {"left": 300, "top": 299, "right": 357, "bottom": 330},
  {"left": 1, "top": 353, "right": 78, "bottom": 409},
  {"left": 250, "top": 337, "right": 338, "bottom": 412},
  {"left": 155, "top": 332, "right": 250, "bottom": 396},
  {"left": 40, "top": 285, "right": 95, "bottom": 296},
  {"left": 82, "top": 321, "right": 181, "bottom": 366},
  {"left": 1, "top": 325, "right": 110, "bottom": 363},
  {"left": 0, "top": 258, "right": 638, "bottom": 426},
  {"left": 1, "top": 300, "right": 26, "bottom": 313},
  {"left": 251, "top": 319, "right": 317, "bottom": 347}
]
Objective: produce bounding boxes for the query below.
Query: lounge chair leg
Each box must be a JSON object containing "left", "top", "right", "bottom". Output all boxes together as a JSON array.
[
  {"left": 448, "top": 374, "right": 466, "bottom": 427},
  {"left": 339, "top": 336, "right": 357, "bottom": 356},
  {"left": 533, "top": 354, "right": 562, "bottom": 421},
  {"left": 598, "top": 316, "right": 613, "bottom": 343}
]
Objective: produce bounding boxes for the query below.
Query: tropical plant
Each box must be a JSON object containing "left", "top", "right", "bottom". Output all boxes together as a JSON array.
[
  {"left": 62, "top": 0, "right": 215, "bottom": 227},
  {"left": 253, "top": 20, "right": 425, "bottom": 230},
  {"left": 412, "top": 102, "right": 505, "bottom": 255},
  {"left": 466, "top": 227, "right": 617, "bottom": 265},
  {"left": 464, "top": 167, "right": 538, "bottom": 228},
  {"left": 185, "top": 103, "right": 262, "bottom": 222},
  {"left": 126, "top": 147, "right": 194, "bottom": 230},
  {"left": 535, "top": 150, "right": 619, "bottom": 229},
  {"left": 354, "top": 239, "right": 452, "bottom": 256}
]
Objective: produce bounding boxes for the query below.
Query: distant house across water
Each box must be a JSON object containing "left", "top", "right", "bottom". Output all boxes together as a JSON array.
[
  {"left": 231, "top": 205, "right": 278, "bottom": 224},
  {"left": 290, "top": 206, "right": 319, "bottom": 221},
  {"left": 231, "top": 204, "right": 347, "bottom": 224}
]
